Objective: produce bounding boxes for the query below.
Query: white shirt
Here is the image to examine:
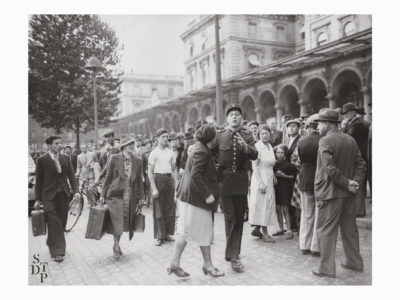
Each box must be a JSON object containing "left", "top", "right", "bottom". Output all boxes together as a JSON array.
[
  {"left": 148, "top": 147, "right": 174, "bottom": 174},
  {"left": 48, "top": 151, "right": 60, "bottom": 161},
  {"left": 48, "top": 151, "right": 61, "bottom": 173}
]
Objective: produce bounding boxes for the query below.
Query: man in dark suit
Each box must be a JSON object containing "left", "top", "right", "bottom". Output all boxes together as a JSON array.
[
  {"left": 284, "top": 118, "right": 301, "bottom": 232},
  {"left": 312, "top": 109, "right": 366, "bottom": 278},
  {"left": 215, "top": 104, "right": 258, "bottom": 272},
  {"left": 267, "top": 117, "right": 283, "bottom": 147},
  {"left": 297, "top": 114, "right": 321, "bottom": 256},
  {"left": 34, "top": 136, "right": 79, "bottom": 262},
  {"left": 342, "top": 103, "right": 370, "bottom": 217}
]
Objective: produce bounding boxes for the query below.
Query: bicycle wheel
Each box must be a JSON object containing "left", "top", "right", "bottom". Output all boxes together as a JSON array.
[{"left": 65, "top": 196, "right": 84, "bottom": 232}]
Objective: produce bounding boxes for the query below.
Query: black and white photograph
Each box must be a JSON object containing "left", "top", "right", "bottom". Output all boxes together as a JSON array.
[{"left": 2, "top": 0, "right": 396, "bottom": 295}]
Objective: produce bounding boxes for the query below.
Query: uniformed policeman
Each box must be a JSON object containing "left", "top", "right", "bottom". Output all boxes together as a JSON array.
[{"left": 216, "top": 103, "right": 258, "bottom": 273}]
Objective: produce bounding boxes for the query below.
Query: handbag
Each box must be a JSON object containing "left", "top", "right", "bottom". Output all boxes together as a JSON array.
[
  {"left": 31, "top": 207, "right": 46, "bottom": 237},
  {"left": 85, "top": 203, "right": 110, "bottom": 240},
  {"left": 133, "top": 203, "right": 145, "bottom": 232}
]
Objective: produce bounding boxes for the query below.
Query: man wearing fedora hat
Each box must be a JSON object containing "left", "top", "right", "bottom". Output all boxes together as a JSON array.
[
  {"left": 311, "top": 108, "right": 366, "bottom": 278},
  {"left": 215, "top": 103, "right": 258, "bottom": 272},
  {"left": 342, "top": 103, "right": 370, "bottom": 217}
]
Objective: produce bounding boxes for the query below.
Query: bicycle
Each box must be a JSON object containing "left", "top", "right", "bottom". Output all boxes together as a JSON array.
[{"left": 65, "top": 178, "right": 101, "bottom": 232}]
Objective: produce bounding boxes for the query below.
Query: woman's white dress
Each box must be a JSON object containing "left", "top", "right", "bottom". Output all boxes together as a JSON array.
[{"left": 248, "top": 140, "right": 279, "bottom": 228}]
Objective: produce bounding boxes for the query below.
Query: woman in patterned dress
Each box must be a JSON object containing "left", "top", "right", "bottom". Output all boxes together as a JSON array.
[{"left": 100, "top": 135, "right": 145, "bottom": 259}]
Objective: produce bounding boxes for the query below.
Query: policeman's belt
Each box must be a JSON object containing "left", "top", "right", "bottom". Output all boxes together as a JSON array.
[{"left": 219, "top": 166, "right": 246, "bottom": 173}]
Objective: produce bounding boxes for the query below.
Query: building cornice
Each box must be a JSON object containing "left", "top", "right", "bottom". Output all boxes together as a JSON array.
[
  {"left": 184, "top": 36, "right": 295, "bottom": 65},
  {"left": 180, "top": 15, "right": 217, "bottom": 40}
]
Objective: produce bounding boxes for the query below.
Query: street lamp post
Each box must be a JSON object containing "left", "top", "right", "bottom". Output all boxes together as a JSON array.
[{"left": 85, "top": 56, "right": 105, "bottom": 141}]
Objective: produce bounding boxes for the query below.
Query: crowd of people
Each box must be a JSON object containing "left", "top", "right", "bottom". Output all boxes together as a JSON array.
[{"left": 32, "top": 100, "right": 371, "bottom": 279}]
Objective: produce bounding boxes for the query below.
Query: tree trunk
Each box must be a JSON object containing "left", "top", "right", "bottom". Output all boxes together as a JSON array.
[{"left": 75, "top": 117, "right": 80, "bottom": 149}]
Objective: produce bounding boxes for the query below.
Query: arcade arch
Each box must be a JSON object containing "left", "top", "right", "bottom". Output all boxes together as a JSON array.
[
  {"left": 332, "top": 70, "right": 363, "bottom": 108},
  {"left": 279, "top": 85, "right": 300, "bottom": 117},
  {"left": 259, "top": 90, "right": 276, "bottom": 121},
  {"left": 241, "top": 95, "right": 256, "bottom": 121}
]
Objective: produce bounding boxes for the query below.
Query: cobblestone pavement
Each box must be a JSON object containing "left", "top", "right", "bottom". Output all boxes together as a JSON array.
[{"left": 28, "top": 204, "right": 372, "bottom": 286}]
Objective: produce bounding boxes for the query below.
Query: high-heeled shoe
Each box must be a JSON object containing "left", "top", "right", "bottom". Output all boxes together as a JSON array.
[
  {"left": 167, "top": 265, "right": 190, "bottom": 278},
  {"left": 261, "top": 235, "right": 276, "bottom": 243},
  {"left": 113, "top": 245, "right": 121, "bottom": 259},
  {"left": 202, "top": 266, "right": 225, "bottom": 277}
]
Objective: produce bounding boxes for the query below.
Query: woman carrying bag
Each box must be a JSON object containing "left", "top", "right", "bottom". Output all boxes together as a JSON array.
[
  {"left": 100, "top": 135, "right": 145, "bottom": 259},
  {"left": 168, "top": 124, "right": 224, "bottom": 278}
]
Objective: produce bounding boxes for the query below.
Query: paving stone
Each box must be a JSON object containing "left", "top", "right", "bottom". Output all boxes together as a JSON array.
[{"left": 29, "top": 205, "right": 371, "bottom": 285}]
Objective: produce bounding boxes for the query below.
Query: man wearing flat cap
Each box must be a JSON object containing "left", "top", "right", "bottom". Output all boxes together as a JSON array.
[
  {"left": 178, "top": 131, "right": 195, "bottom": 172},
  {"left": 282, "top": 118, "right": 302, "bottom": 233},
  {"left": 341, "top": 103, "right": 370, "bottom": 217},
  {"left": 247, "top": 121, "right": 259, "bottom": 142},
  {"left": 214, "top": 103, "right": 258, "bottom": 272},
  {"left": 311, "top": 108, "right": 366, "bottom": 278},
  {"left": 96, "top": 129, "right": 120, "bottom": 185},
  {"left": 99, "top": 128, "right": 119, "bottom": 170},
  {"left": 297, "top": 114, "right": 321, "bottom": 257}
]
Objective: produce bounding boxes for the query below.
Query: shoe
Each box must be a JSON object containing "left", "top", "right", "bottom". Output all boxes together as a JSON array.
[
  {"left": 301, "top": 249, "right": 311, "bottom": 255},
  {"left": 54, "top": 256, "right": 63, "bottom": 263},
  {"left": 312, "top": 268, "right": 335, "bottom": 278},
  {"left": 202, "top": 266, "right": 225, "bottom": 277},
  {"left": 340, "top": 263, "right": 363, "bottom": 272},
  {"left": 285, "top": 232, "right": 294, "bottom": 240},
  {"left": 165, "top": 236, "right": 175, "bottom": 242},
  {"left": 261, "top": 235, "right": 276, "bottom": 243},
  {"left": 113, "top": 245, "right": 122, "bottom": 256},
  {"left": 155, "top": 239, "right": 163, "bottom": 246},
  {"left": 310, "top": 251, "right": 320, "bottom": 257},
  {"left": 251, "top": 228, "right": 262, "bottom": 238},
  {"left": 231, "top": 258, "right": 245, "bottom": 273},
  {"left": 272, "top": 230, "right": 284, "bottom": 236},
  {"left": 167, "top": 266, "right": 190, "bottom": 278}
]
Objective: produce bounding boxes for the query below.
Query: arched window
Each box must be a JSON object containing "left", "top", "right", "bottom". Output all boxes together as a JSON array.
[
  {"left": 343, "top": 21, "right": 356, "bottom": 37},
  {"left": 316, "top": 32, "right": 328, "bottom": 47}
]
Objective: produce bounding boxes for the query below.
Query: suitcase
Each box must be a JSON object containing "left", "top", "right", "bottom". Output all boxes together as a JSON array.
[
  {"left": 31, "top": 209, "right": 46, "bottom": 237},
  {"left": 85, "top": 204, "right": 110, "bottom": 240}
]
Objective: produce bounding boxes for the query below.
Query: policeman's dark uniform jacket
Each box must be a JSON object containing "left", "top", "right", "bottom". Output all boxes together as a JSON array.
[{"left": 215, "top": 104, "right": 258, "bottom": 263}]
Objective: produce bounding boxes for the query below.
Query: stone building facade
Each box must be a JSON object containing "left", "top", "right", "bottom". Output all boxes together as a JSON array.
[{"left": 111, "top": 14, "right": 372, "bottom": 138}]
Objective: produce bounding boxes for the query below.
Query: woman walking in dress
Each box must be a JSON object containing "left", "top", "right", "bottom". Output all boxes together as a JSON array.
[
  {"left": 168, "top": 124, "right": 224, "bottom": 278},
  {"left": 248, "top": 125, "right": 279, "bottom": 243},
  {"left": 100, "top": 135, "right": 145, "bottom": 259}
]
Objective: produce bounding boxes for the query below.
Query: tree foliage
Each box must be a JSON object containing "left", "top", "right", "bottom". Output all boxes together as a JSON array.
[{"left": 29, "top": 15, "right": 123, "bottom": 136}]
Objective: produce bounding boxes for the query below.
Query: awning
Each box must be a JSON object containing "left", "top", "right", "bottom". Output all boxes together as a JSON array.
[{"left": 248, "top": 54, "right": 261, "bottom": 67}]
